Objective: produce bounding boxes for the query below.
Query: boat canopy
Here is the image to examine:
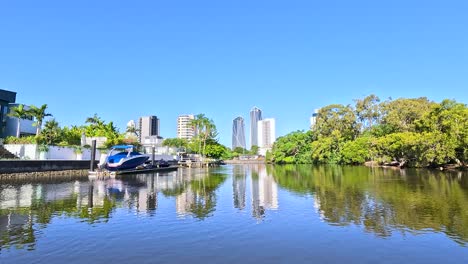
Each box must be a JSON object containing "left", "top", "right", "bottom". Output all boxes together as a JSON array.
[{"left": 111, "top": 145, "right": 134, "bottom": 149}]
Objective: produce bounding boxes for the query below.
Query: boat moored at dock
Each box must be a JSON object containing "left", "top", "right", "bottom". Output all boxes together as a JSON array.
[{"left": 104, "top": 145, "right": 149, "bottom": 171}]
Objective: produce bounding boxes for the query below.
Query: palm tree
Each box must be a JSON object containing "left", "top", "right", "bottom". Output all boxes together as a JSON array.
[
  {"left": 202, "top": 119, "right": 217, "bottom": 158},
  {"left": 7, "top": 104, "right": 32, "bottom": 138},
  {"left": 85, "top": 113, "right": 104, "bottom": 126},
  {"left": 191, "top": 114, "right": 207, "bottom": 156},
  {"left": 41, "top": 119, "right": 61, "bottom": 145},
  {"left": 126, "top": 124, "right": 140, "bottom": 137},
  {"left": 29, "top": 104, "right": 52, "bottom": 136},
  {"left": 190, "top": 114, "right": 218, "bottom": 160}
]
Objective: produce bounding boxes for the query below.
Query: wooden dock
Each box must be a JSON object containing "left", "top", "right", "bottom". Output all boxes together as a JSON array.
[{"left": 89, "top": 166, "right": 178, "bottom": 176}]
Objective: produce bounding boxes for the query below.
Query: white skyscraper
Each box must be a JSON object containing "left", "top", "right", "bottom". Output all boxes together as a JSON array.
[
  {"left": 310, "top": 109, "right": 319, "bottom": 129},
  {"left": 177, "top": 114, "right": 195, "bottom": 140},
  {"left": 257, "top": 118, "right": 276, "bottom": 148},
  {"left": 250, "top": 107, "right": 262, "bottom": 148}
]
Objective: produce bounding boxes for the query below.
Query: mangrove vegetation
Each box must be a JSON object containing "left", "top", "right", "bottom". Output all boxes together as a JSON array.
[{"left": 270, "top": 95, "right": 468, "bottom": 168}]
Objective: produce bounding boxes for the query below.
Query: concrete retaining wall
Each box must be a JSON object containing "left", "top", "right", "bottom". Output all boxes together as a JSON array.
[
  {"left": 0, "top": 160, "right": 98, "bottom": 173},
  {"left": 3, "top": 144, "right": 102, "bottom": 160}
]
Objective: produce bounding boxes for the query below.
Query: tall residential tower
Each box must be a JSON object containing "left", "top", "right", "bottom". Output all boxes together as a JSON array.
[
  {"left": 232, "top": 116, "right": 246, "bottom": 150},
  {"left": 177, "top": 114, "right": 195, "bottom": 140},
  {"left": 139, "top": 116, "right": 160, "bottom": 143},
  {"left": 258, "top": 118, "right": 276, "bottom": 148},
  {"left": 249, "top": 107, "right": 262, "bottom": 148}
]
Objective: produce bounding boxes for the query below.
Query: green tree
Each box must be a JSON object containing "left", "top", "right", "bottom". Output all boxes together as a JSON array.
[
  {"left": 354, "top": 94, "right": 381, "bottom": 130},
  {"left": 163, "top": 138, "right": 189, "bottom": 149},
  {"left": 29, "top": 104, "right": 52, "bottom": 136},
  {"left": 380, "top": 97, "right": 433, "bottom": 133},
  {"left": 125, "top": 124, "right": 140, "bottom": 138},
  {"left": 249, "top": 145, "right": 259, "bottom": 155},
  {"left": 191, "top": 114, "right": 218, "bottom": 159},
  {"left": 204, "top": 143, "right": 228, "bottom": 159},
  {"left": 233, "top": 147, "right": 247, "bottom": 154},
  {"left": 271, "top": 130, "right": 314, "bottom": 163},
  {"left": 61, "top": 125, "right": 83, "bottom": 145},
  {"left": 315, "top": 104, "right": 359, "bottom": 140},
  {"left": 7, "top": 104, "right": 32, "bottom": 138},
  {"left": 85, "top": 113, "right": 104, "bottom": 126},
  {"left": 340, "top": 136, "right": 374, "bottom": 164},
  {"left": 40, "top": 119, "right": 62, "bottom": 145},
  {"left": 416, "top": 99, "right": 468, "bottom": 163},
  {"left": 82, "top": 114, "right": 122, "bottom": 147}
]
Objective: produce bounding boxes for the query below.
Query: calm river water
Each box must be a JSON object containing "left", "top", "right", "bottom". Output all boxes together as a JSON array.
[{"left": 1, "top": 165, "right": 467, "bottom": 263}]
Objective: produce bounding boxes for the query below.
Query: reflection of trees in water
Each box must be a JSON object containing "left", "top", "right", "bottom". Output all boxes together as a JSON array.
[
  {"left": 0, "top": 213, "right": 34, "bottom": 251},
  {"left": 270, "top": 165, "right": 468, "bottom": 244},
  {"left": 0, "top": 179, "right": 116, "bottom": 251},
  {"left": 0, "top": 169, "right": 228, "bottom": 250},
  {"left": 185, "top": 171, "right": 227, "bottom": 219}
]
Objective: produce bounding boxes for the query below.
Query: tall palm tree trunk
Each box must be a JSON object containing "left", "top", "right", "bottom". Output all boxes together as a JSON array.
[{"left": 36, "top": 121, "right": 41, "bottom": 136}]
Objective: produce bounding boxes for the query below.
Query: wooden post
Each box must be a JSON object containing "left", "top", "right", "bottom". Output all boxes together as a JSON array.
[{"left": 90, "top": 140, "right": 97, "bottom": 172}]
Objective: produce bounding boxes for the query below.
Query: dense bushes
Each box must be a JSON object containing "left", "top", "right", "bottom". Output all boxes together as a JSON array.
[
  {"left": 270, "top": 96, "right": 468, "bottom": 167},
  {"left": 4, "top": 136, "right": 37, "bottom": 144}
]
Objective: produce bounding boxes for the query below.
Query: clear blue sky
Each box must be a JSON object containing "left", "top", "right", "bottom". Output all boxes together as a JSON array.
[{"left": 1, "top": 0, "right": 467, "bottom": 147}]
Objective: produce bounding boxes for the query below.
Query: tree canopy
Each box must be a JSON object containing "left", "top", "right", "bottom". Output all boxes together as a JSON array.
[{"left": 270, "top": 95, "right": 468, "bottom": 167}]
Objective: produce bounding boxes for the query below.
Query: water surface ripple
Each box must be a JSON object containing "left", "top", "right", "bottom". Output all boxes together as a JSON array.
[{"left": 1, "top": 165, "right": 467, "bottom": 263}]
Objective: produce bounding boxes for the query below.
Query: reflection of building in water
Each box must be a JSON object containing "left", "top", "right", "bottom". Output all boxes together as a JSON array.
[
  {"left": 250, "top": 165, "right": 278, "bottom": 219},
  {"left": 176, "top": 188, "right": 195, "bottom": 216},
  {"left": 258, "top": 167, "right": 278, "bottom": 210},
  {"left": 175, "top": 169, "right": 211, "bottom": 217},
  {"left": 232, "top": 166, "right": 247, "bottom": 210},
  {"left": 313, "top": 197, "right": 325, "bottom": 221}
]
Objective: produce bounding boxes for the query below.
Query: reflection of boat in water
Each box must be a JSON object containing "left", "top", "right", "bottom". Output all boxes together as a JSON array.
[{"left": 104, "top": 145, "right": 149, "bottom": 171}]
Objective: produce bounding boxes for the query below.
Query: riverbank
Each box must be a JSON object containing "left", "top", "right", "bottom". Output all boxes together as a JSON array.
[
  {"left": 364, "top": 160, "right": 467, "bottom": 171},
  {"left": 224, "top": 159, "right": 265, "bottom": 164},
  {"left": 0, "top": 169, "right": 90, "bottom": 180}
]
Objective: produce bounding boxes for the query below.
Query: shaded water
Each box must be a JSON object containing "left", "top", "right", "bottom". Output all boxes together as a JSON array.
[{"left": 1, "top": 165, "right": 467, "bottom": 263}]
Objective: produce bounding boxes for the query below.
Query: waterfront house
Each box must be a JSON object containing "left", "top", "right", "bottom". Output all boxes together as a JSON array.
[{"left": 0, "top": 89, "right": 17, "bottom": 139}]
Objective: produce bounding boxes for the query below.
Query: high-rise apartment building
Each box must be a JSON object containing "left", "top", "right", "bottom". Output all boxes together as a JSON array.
[
  {"left": 139, "top": 116, "right": 160, "bottom": 143},
  {"left": 232, "top": 116, "right": 246, "bottom": 150},
  {"left": 310, "top": 109, "right": 319, "bottom": 129},
  {"left": 249, "top": 107, "right": 262, "bottom": 148},
  {"left": 177, "top": 114, "right": 195, "bottom": 140},
  {"left": 257, "top": 118, "right": 276, "bottom": 148}
]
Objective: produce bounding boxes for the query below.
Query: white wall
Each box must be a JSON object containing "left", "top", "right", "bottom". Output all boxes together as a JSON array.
[
  {"left": 4, "top": 144, "right": 38, "bottom": 159},
  {"left": 4, "top": 144, "right": 101, "bottom": 160},
  {"left": 82, "top": 137, "right": 107, "bottom": 148}
]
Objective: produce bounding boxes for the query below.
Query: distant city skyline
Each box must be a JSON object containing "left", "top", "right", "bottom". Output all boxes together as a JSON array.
[{"left": 1, "top": 1, "right": 467, "bottom": 147}]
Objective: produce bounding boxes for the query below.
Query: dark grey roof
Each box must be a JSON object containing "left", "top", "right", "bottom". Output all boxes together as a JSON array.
[{"left": 0, "top": 89, "right": 16, "bottom": 103}]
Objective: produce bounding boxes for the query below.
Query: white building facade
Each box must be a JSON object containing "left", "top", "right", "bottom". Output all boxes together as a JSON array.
[
  {"left": 257, "top": 118, "right": 276, "bottom": 156},
  {"left": 177, "top": 114, "right": 195, "bottom": 140},
  {"left": 310, "top": 109, "right": 319, "bottom": 129}
]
